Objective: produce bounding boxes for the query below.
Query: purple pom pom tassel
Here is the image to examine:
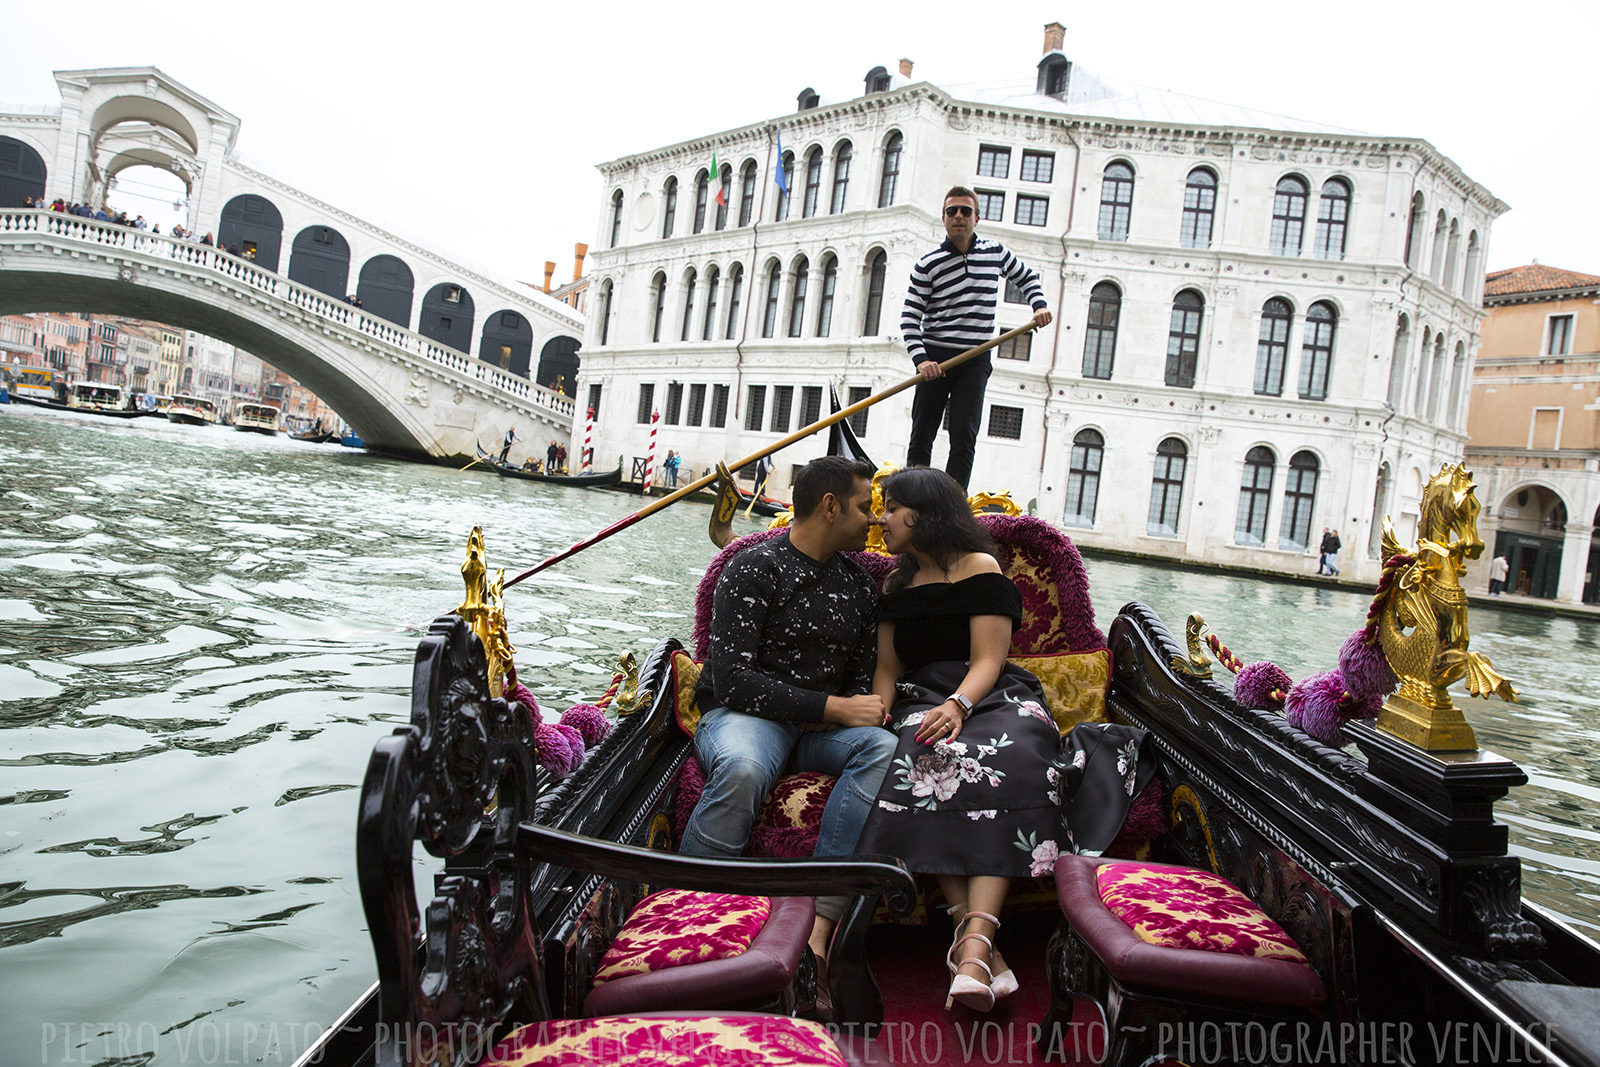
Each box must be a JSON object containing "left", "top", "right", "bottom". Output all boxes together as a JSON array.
[
  {"left": 507, "top": 682, "right": 543, "bottom": 729},
  {"left": 534, "top": 721, "right": 581, "bottom": 778},
  {"left": 1285, "top": 670, "right": 1353, "bottom": 744},
  {"left": 559, "top": 704, "right": 613, "bottom": 747},
  {"left": 1235, "top": 661, "right": 1292, "bottom": 710},
  {"left": 1337, "top": 630, "right": 1398, "bottom": 701}
]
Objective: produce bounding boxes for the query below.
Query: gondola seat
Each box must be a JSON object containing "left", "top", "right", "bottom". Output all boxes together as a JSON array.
[{"left": 1045, "top": 853, "right": 1326, "bottom": 1066}]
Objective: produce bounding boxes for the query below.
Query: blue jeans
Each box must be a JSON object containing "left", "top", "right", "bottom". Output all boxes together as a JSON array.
[{"left": 680, "top": 705, "right": 897, "bottom": 859}]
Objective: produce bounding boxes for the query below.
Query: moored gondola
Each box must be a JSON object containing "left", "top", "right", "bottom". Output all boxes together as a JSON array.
[{"left": 301, "top": 462, "right": 1600, "bottom": 1066}]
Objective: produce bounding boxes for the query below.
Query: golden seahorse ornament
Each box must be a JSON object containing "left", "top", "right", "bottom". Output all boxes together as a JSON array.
[{"left": 1373, "top": 464, "right": 1516, "bottom": 751}]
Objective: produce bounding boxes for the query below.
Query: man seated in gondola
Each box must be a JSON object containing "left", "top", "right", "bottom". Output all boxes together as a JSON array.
[{"left": 682, "top": 455, "right": 896, "bottom": 981}]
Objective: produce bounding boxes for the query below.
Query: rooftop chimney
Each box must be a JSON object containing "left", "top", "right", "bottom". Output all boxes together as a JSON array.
[
  {"left": 572, "top": 243, "right": 588, "bottom": 282},
  {"left": 1043, "top": 21, "right": 1065, "bottom": 54},
  {"left": 542, "top": 261, "right": 556, "bottom": 293},
  {"left": 898, "top": 58, "right": 914, "bottom": 78}
]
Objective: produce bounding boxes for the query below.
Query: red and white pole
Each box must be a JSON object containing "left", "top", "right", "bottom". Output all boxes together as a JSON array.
[
  {"left": 582, "top": 407, "right": 594, "bottom": 472},
  {"left": 642, "top": 410, "right": 660, "bottom": 494}
]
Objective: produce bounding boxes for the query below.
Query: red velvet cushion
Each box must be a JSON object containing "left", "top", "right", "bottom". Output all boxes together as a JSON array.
[
  {"left": 594, "top": 890, "right": 769, "bottom": 984},
  {"left": 1094, "top": 861, "right": 1308, "bottom": 963},
  {"left": 483, "top": 1013, "right": 848, "bottom": 1067}
]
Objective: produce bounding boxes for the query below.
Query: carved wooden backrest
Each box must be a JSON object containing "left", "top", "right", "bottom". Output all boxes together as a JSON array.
[
  {"left": 979, "top": 514, "right": 1105, "bottom": 656},
  {"left": 357, "top": 613, "right": 546, "bottom": 1067}
]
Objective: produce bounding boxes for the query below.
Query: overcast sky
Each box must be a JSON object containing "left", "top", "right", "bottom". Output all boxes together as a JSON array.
[{"left": 3, "top": 0, "right": 1594, "bottom": 288}]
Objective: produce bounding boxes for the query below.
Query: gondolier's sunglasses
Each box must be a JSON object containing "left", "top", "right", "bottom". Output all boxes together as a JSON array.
[{"left": 943, "top": 205, "right": 974, "bottom": 217}]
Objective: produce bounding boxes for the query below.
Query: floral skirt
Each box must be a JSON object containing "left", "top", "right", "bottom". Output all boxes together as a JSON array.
[{"left": 856, "top": 660, "right": 1064, "bottom": 878}]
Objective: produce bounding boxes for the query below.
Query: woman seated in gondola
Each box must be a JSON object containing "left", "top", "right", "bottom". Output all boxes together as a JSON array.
[{"left": 856, "top": 467, "right": 1063, "bottom": 1013}]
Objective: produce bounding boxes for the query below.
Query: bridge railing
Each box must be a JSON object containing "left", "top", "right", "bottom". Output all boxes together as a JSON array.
[{"left": 0, "top": 210, "right": 576, "bottom": 423}]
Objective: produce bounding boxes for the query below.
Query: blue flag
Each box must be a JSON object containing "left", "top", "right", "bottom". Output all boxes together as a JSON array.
[{"left": 774, "top": 129, "right": 789, "bottom": 196}]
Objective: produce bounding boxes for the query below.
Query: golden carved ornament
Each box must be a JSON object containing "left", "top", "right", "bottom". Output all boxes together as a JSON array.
[
  {"left": 968, "top": 491, "right": 1022, "bottom": 516},
  {"left": 1171, "top": 614, "right": 1215, "bottom": 679},
  {"left": 457, "top": 526, "right": 516, "bottom": 699},
  {"left": 1373, "top": 464, "right": 1517, "bottom": 752},
  {"left": 611, "top": 650, "right": 654, "bottom": 715}
]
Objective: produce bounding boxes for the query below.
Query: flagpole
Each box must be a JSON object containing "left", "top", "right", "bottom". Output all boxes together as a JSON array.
[{"left": 502, "top": 322, "right": 1036, "bottom": 590}]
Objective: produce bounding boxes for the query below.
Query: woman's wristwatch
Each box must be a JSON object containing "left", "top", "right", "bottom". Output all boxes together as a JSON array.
[{"left": 947, "top": 693, "right": 974, "bottom": 718}]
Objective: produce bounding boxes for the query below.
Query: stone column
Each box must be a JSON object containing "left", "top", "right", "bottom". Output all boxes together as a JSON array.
[{"left": 1557, "top": 523, "right": 1594, "bottom": 604}]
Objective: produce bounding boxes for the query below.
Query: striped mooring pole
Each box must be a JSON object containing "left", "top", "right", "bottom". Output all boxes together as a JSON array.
[
  {"left": 642, "top": 410, "right": 660, "bottom": 494},
  {"left": 582, "top": 407, "right": 594, "bottom": 472}
]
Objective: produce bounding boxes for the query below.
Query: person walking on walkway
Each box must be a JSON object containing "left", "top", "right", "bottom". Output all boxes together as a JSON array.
[
  {"left": 901, "top": 186, "right": 1051, "bottom": 489},
  {"left": 1319, "top": 528, "right": 1342, "bottom": 575},
  {"left": 1489, "top": 554, "right": 1508, "bottom": 596}
]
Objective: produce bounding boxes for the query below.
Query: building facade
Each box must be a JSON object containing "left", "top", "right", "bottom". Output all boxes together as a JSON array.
[
  {"left": 1465, "top": 266, "right": 1600, "bottom": 603},
  {"left": 576, "top": 25, "right": 1503, "bottom": 581}
]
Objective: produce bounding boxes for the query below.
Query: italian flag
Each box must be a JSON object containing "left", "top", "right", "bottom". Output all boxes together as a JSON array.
[{"left": 712, "top": 148, "right": 726, "bottom": 207}]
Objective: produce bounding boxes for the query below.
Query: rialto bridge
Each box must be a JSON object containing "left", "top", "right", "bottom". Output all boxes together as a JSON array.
[{"left": 0, "top": 67, "right": 582, "bottom": 459}]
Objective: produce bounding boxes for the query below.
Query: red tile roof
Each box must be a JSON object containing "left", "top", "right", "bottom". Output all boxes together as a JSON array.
[{"left": 1483, "top": 264, "right": 1600, "bottom": 298}]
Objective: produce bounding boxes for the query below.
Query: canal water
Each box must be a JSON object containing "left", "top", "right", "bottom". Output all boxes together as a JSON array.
[{"left": 1, "top": 405, "right": 1596, "bottom": 1065}]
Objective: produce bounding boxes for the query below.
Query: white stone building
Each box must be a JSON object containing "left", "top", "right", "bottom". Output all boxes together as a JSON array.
[{"left": 576, "top": 24, "right": 1503, "bottom": 581}]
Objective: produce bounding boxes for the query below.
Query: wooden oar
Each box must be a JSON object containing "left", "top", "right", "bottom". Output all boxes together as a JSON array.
[{"left": 503, "top": 323, "right": 1036, "bottom": 590}]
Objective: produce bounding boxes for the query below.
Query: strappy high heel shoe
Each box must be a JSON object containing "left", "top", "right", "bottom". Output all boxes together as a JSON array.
[
  {"left": 945, "top": 909, "right": 999, "bottom": 1011},
  {"left": 949, "top": 903, "right": 1018, "bottom": 1001}
]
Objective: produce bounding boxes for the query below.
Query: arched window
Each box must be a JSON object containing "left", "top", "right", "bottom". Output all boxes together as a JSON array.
[
  {"left": 702, "top": 265, "right": 721, "bottom": 341},
  {"left": 787, "top": 256, "right": 810, "bottom": 337},
  {"left": 1444, "top": 218, "right": 1461, "bottom": 289},
  {"left": 609, "top": 189, "right": 624, "bottom": 248},
  {"left": 1082, "top": 281, "right": 1121, "bottom": 379},
  {"left": 878, "top": 132, "right": 903, "bottom": 208},
  {"left": 1299, "top": 302, "right": 1336, "bottom": 400},
  {"left": 1413, "top": 326, "right": 1433, "bottom": 416},
  {"left": 816, "top": 255, "right": 838, "bottom": 337},
  {"left": 1165, "top": 289, "right": 1204, "bottom": 388},
  {"left": 1097, "top": 161, "right": 1133, "bottom": 241},
  {"left": 802, "top": 147, "right": 823, "bottom": 218},
  {"left": 597, "top": 280, "right": 613, "bottom": 346},
  {"left": 1255, "top": 298, "right": 1292, "bottom": 396},
  {"left": 1386, "top": 314, "right": 1411, "bottom": 407},
  {"left": 762, "top": 260, "right": 782, "bottom": 337},
  {"left": 650, "top": 272, "right": 667, "bottom": 343},
  {"left": 1236, "top": 446, "right": 1275, "bottom": 546},
  {"left": 1180, "top": 168, "right": 1216, "bottom": 249},
  {"left": 862, "top": 250, "right": 888, "bottom": 335},
  {"left": 724, "top": 263, "right": 744, "bottom": 340},
  {"left": 661, "top": 177, "right": 677, "bottom": 239},
  {"left": 1280, "top": 451, "right": 1319, "bottom": 550},
  {"left": 1427, "top": 333, "right": 1446, "bottom": 419},
  {"left": 830, "top": 141, "right": 852, "bottom": 214},
  {"left": 714, "top": 164, "right": 731, "bottom": 231},
  {"left": 680, "top": 267, "right": 697, "bottom": 342},
  {"left": 693, "top": 169, "right": 709, "bottom": 233},
  {"left": 1404, "top": 193, "right": 1425, "bottom": 270},
  {"left": 1148, "top": 437, "right": 1187, "bottom": 537},
  {"left": 1313, "top": 178, "right": 1350, "bottom": 260},
  {"left": 775, "top": 150, "right": 794, "bottom": 222},
  {"left": 1430, "top": 209, "right": 1448, "bottom": 282},
  {"left": 1462, "top": 231, "right": 1481, "bottom": 298},
  {"left": 1368, "top": 462, "right": 1391, "bottom": 558},
  {"left": 1064, "top": 429, "right": 1104, "bottom": 527},
  {"left": 1270, "top": 176, "right": 1307, "bottom": 256},
  {"left": 1448, "top": 341, "right": 1467, "bottom": 427},
  {"left": 738, "top": 160, "right": 757, "bottom": 227}
]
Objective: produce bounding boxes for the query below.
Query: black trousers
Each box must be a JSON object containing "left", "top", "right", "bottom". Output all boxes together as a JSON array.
[{"left": 906, "top": 349, "right": 992, "bottom": 489}]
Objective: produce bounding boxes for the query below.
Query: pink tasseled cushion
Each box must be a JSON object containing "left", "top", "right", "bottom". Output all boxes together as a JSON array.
[
  {"left": 593, "top": 889, "right": 771, "bottom": 985},
  {"left": 482, "top": 1014, "right": 847, "bottom": 1067},
  {"left": 1093, "top": 861, "right": 1309, "bottom": 964}
]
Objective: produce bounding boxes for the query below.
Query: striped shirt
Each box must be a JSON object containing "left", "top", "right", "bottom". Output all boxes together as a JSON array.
[{"left": 901, "top": 237, "right": 1047, "bottom": 364}]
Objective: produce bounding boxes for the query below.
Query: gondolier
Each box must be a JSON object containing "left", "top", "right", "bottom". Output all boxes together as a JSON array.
[
  {"left": 499, "top": 426, "right": 517, "bottom": 464},
  {"left": 902, "top": 186, "right": 1051, "bottom": 488}
]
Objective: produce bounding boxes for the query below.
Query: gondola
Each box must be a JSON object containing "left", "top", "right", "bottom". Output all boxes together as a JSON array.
[
  {"left": 474, "top": 443, "right": 624, "bottom": 487},
  {"left": 299, "top": 466, "right": 1600, "bottom": 1067},
  {"left": 737, "top": 487, "right": 790, "bottom": 517},
  {"left": 289, "top": 429, "right": 338, "bottom": 443}
]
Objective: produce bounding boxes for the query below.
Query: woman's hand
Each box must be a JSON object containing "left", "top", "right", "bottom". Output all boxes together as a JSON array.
[{"left": 916, "top": 697, "right": 965, "bottom": 745}]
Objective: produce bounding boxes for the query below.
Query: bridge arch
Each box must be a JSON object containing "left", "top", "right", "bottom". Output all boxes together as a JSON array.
[
  {"left": 537, "top": 335, "right": 581, "bottom": 396},
  {"left": 419, "top": 282, "right": 476, "bottom": 354},
  {"left": 0, "top": 136, "right": 48, "bottom": 206},
  {"left": 88, "top": 97, "right": 201, "bottom": 154},
  {"left": 480, "top": 310, "right": 533, "bottom": 377},
  {"left": 218, "top": 195, "right": 284, "bottom": 271},
  {"left": 357, "top": 254, "right": 415, "bottom": 328}
]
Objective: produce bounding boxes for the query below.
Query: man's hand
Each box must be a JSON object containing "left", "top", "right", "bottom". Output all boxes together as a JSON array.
[
  {"left": 824, "top": 693, "right": 888, "bottom": 727},
  {"left": 1032, "top": 308, "right": 1053, "bottom": 329},
  {"left": 916, "top": 359, "right": 944, "bottom": 381}
]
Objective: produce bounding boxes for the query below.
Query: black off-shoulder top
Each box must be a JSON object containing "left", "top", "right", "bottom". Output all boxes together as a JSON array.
[{"left": 879, "top": 572, "right": 1023, "bottom": 674}]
